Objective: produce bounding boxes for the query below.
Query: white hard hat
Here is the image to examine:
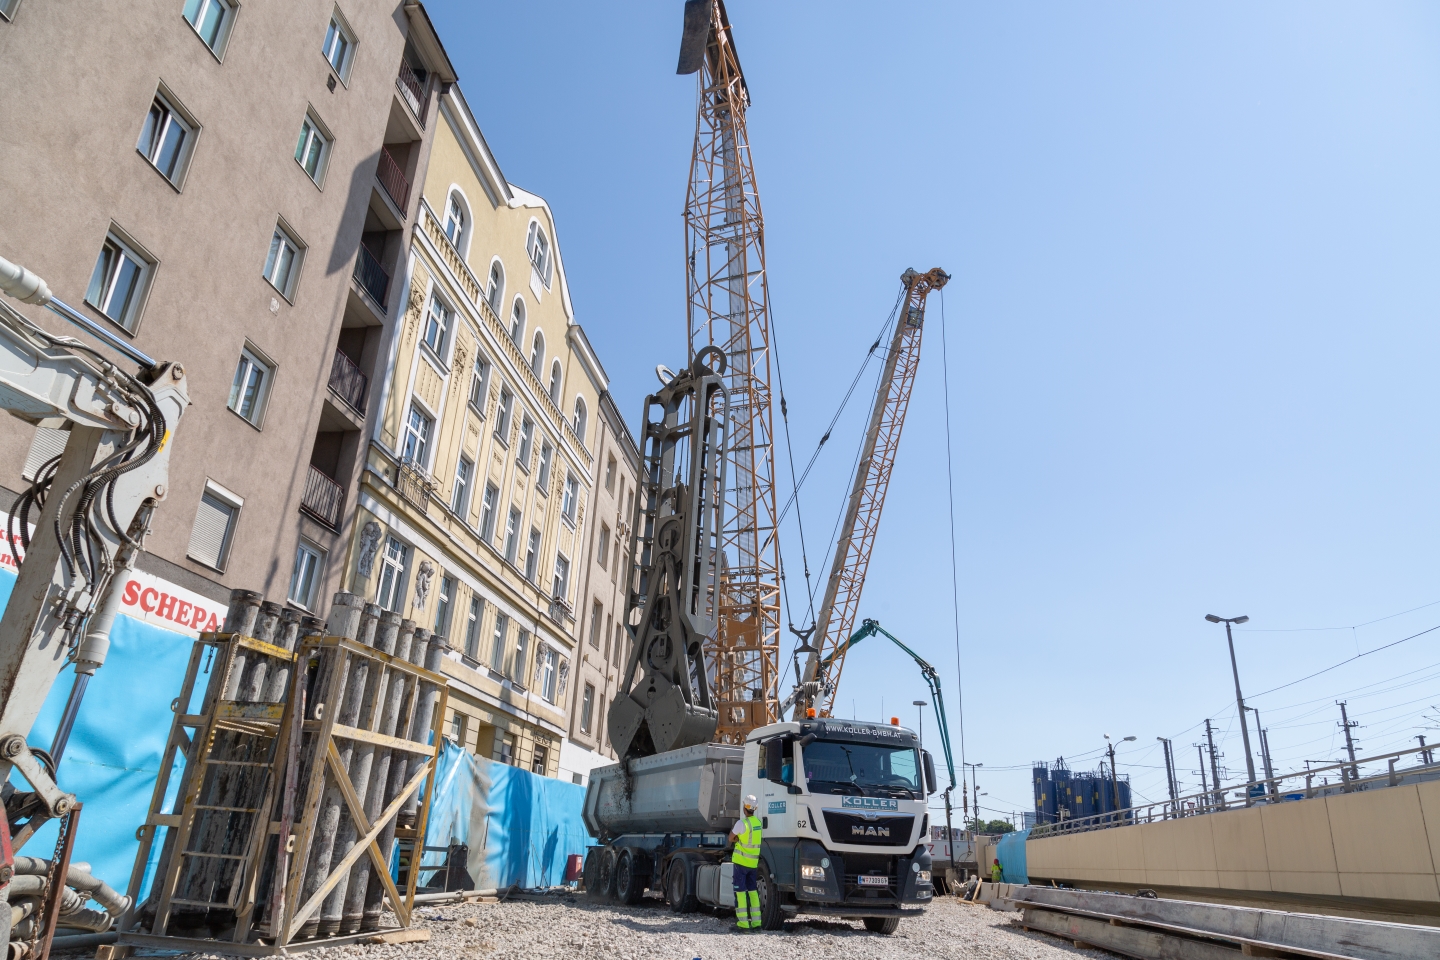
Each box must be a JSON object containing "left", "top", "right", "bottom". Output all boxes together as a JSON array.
[{"left": 744, "top": 794, "right": 757, "bottom": 808}]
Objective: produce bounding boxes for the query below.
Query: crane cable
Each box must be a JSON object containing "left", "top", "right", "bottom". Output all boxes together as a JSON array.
[{"left": 940, "top": 286, "right": 970, "bottom": 822}]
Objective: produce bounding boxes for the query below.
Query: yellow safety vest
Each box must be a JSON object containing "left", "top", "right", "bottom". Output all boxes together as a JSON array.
[{"left": 734, "top": 815, "right": 762, "bottom": 868}]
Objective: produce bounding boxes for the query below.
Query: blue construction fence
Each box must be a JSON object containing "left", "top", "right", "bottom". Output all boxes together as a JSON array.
[
  {"left": 995, "top": 828, "right": 1030, "bottom": 884},
  {"left": 3, "top": 567, "right": 588, "bottom": 898}
]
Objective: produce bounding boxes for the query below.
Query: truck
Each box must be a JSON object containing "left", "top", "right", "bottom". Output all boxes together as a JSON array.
[{"left": 581, "top": 716, "right": 937, "bottom": 933}]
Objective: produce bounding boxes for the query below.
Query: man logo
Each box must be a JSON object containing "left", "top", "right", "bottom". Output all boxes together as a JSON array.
[{"left": 850, "top": 824, "right": 891, "bottom": 838}]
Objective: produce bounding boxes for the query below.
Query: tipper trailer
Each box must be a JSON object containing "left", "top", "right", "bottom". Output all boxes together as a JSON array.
[{"left": 582, "top": 718, "right": 937, "bottom": 933}]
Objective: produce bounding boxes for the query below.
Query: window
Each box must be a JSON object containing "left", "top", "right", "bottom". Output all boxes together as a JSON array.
[
  {"left": 552, "top": 553, "right": 570, "bottom": 602},
  {"left": 452, "top": 456, "right": 473, "bottom": 516},
  {"left": 572, "top": 397, "right": 588, "bottom": 447},
  {"left": 517, "top": 415, "right": 535, "bottom": 469},
  {"left": 490, "top": 612, "right": 508, "bottom": 672},
  {"left": 435, "top": 575, "right": 454, "bottom": 634},
  {"left": 137, "top": 90, "right": 196, "bottom": 185},
  {"left": 376, "top": 536, "right": 409, "bottom": 611},
  {"left": 497, "top": 737, "right": 514, "bottom": 765},
  {"left": 463, "top": 596, "right": 484, "bottom": 661},
  {"left": 468, "top": 354, "right": 490, "bottom": 413},
  {"left": 479, "top": 482, "right": 499, "bottom": 541},
  {"left": 183, "top": 0, "right": 236, "bottom": 55},
  {"left": 444, "top": 192, "right": 466, "bottom": 247},
  {"left": 512, "top": 629, "right": 530, "bottom": 684},
  {"left": 562, "top": 474, "right": 579, "bottom": 523},
  {"left": 227, "top": 344, "right": 274, "bottom": 427},
  {"left": 263, "top": 221, "right": 304, "bottom": 300},
  {"left": 537, "top": 441, "right": 554, "bottom": 491},
  {"left": 614, "top": 622, "right": 625, "bottom": 666},
  {"left": 485, "top": 260, "right": 504, "bottom": 315},
  {"left": 422, "top": 293, "right": 450, "bottom": 356},
  {"left": 294, "top": 112, "right": 332, "bottom": 185},
  {"left": 287, "top": 541, "right": 325, "bottom": 610},
  {"left": 401, "top": 403, "right": 433, "bottom": 467},
  {"left": 580, "top": 683, "right": 595, "bottom": 734},
  {"left": 531, "top": 744, "right": 548, "bottom": 775},
  {"left": 613, "top": 538, "right": 622, "bottom": 581},
  {"left": 530, "top": 331, "right": 544, "bottom": 374},
  {"left": 605, "top": 456, "right": 617, "bottom": 493},
  {"left": 495, "top": 386, "right": 514, "bottom": 441},
  {"left": 625, "top": 487, "right": 635, "bottom": 525},
  {"left": 509, "top": 297, "right": 525, "bottom": 344},
  {"left": 526, "top": 220, "right": 552, "bottom": 286},
  {"left": 539, "top": 649, "right": 557, "bottom": 702},
  {"left": 86, "top": 230, "right": 153, "bottom": 332},
  {"left": 187, "top": 482, "right": 241, "bottom": 571},
  {"left": 321, "top": 10, "right": 355, "bottom": 81},
  {"left": 589, "top": 600, "right": 603, "bottom": 648},
  {"left": 597, "top": 524, "right": 610, "bottom": 569},
  {"left": 503, "top": 506, "right": 521, "bottom": 563},
  {"left": 605, "top": 612, "right": 613, "bottom": 659},
  {"left": 450, "top": 711, "right": 466, "bottom": 743},
  {"left": 524, "top": 527, "right": 540, "bottom": 581},
  {"left": 548, "top": 361, "right": 562, "bottom": 405}
]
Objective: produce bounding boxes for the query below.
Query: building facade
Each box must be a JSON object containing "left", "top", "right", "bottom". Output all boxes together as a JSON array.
[
  {"left": 559, "top": 392, "right": 640, "bottom": 785},
  {"left": 0, "top": 0, "right": 454, "bottom": 617},
  {"left": 339, "top": 85, "right": 612, "bottom": 776}
]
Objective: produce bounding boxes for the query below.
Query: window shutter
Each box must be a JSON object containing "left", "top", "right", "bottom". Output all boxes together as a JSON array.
[
  {"left": 188, "top": 492, "right": 235, "bottom": 569},
  {"left": 23, "top": 426, "right": 69, "bottom": 482}
]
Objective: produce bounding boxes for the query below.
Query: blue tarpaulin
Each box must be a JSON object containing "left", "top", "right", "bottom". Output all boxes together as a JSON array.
[
  {"left": 996, "top": 828, "right": 1030, "bottom": 884},
  {"left": 420, "top": 739, "right": 589, "bottom": 890}
]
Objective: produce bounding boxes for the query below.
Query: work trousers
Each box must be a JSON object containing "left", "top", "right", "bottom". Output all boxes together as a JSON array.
[{"left": 733, "top": 865, "right": 759, "bottom": 929}]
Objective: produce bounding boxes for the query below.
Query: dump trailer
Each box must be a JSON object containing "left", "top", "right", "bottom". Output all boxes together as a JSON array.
[{"left": 582, "top": 718, "right": 936, "bottom": 934}]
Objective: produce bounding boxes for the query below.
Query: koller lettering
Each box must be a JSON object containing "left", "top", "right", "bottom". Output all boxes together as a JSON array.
[{"left": 851, "top": 824, "right": 891, "bottom": 838}]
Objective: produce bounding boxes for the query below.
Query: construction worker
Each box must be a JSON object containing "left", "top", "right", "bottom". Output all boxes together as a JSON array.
[
  {"left": 991, "top": 858, "right": 1003, "bottom": 883},
  {"left": 728, "top": 794, "right": 763, "bottom": 930}
]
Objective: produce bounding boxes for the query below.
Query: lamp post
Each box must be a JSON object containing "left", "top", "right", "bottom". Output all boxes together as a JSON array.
[
  {"left": 963, "top": 762, "right": 982, "bottom": 832},
  {"left": 1104, "top": 734, "right": 1136, "bottom": 817},
  {"left": 913, "top": 699, "right": 927, "bottom": 752},
  {"left": 1206, "top": 614, "right": 1258, "bottom": 791}
]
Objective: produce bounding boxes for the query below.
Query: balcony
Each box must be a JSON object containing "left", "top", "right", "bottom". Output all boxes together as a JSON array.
[
  {"left": 353, "top": 243, "right": 390, "bottom": 308},
  {"left": 397, "top": 61, "right": 429, "bottom": 127},
  {"left": 396, "top": 457, "right": 436, "bottom": 511},
  {"left": 377, "top": 145, "right": 410, "bottom": 212},
  {"left": 547, "top": 595, "right": 575, "bottom": 627},
  {"left": 301, "top": 465, "right": 343, "bottom": 529},
  {"left": 328, "top": 349, "right": 368, "bottom": 416}
]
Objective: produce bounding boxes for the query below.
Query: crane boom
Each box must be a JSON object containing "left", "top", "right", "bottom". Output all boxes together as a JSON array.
[
  {"left": 792, "top": 267, "right": 949, "bottom": 719},
  {"left": 678, "top": 0, "right": 782, "bottom": 741}
]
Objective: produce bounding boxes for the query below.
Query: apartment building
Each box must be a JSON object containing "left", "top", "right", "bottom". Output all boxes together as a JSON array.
[
  {"left": 0, "top": 1, "right": 454, "bottom": 620},
  {"left": 341, "top": 84, "right": 612, "bottom": 777},
  {"left": 559, "top": 393, "right": 640, "bottom": 784}
]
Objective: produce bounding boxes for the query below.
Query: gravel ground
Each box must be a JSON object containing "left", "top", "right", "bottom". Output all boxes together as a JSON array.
[{"left": 159, "top": 894, "right": 1114, "bottom": 960}]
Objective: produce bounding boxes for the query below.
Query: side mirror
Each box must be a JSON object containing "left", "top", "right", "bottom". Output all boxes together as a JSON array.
[{"left": 923, "top": 750, "right": 938, "bottom": 796}]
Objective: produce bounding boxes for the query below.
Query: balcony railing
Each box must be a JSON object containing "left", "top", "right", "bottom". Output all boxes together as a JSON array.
[
  {"left": 377, "top": 145, "right": 410, "bottom": 212},
  {"left": 353, "top": 243, "right": 389, "bottom": 308},
  {"left": 396, "top": 61, "right": 429, "bottom": 127},
  {"left": 396, "top": 457, "right": 436, "bottom": 511},
  {"left": 547, "top": 594, "right": 575, "bottom": 627},
  {"left": 301, "top": 465, "right": 343, "bottom": 529},
  {"left": 328, "top": 349, "right": 368, "bottom": 415}
]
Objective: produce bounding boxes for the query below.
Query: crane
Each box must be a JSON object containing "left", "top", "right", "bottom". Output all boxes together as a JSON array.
[
  {"left": 677, "top": 0, "right": 783, "bottom": 742},
  {"left": 790, "top": 267, "right": 950, "bottom": 720}
]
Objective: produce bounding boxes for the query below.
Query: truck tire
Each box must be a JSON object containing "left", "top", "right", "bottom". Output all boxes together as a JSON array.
[
  {"left": 863, "top": 916, "right": 900, "bottom": 935},
  {"left": 756, "top": 863, "right": 786, "bottom": 931},
  {"left": 666, "top": 859, "right": 698, "bottom": 913},
  {"left": 592, "top": 846, "right": 618, "bottom": 900},
  {"left": 581, "top": 848, "right": 601, "bottom": 894},
  {"left": 615, "top": 848, "right": 646, "bottom": 905}
]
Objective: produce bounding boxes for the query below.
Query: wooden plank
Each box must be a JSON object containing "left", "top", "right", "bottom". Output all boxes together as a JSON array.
[
  {"left": 334, "top": 636, "right": 448, "bottom": 685},
  {"left": 365, "top": 929, "right": 430, "bottom": 945},
  {"left": 146, "top": 814, "right": 182, "bottom": 828},
  {"left": 236, "top": 635, "right": 300, "bottom": 662},
  {"left": 325, "top": 722, "right": 436, "bottom": 755},
  {"left": 216, "top": 702, "right": 286, "bottom": 722}
]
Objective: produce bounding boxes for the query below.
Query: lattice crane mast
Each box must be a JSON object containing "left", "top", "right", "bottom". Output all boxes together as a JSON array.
[
  {"left": 789, "top": 268, "right": 950, "bottom": 720},
  {"left": 676, "top": 0, "right": 782, "bottom": 741}
]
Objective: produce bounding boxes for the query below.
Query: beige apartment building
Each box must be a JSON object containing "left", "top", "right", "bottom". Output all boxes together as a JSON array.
[
  {"left": 559, "top": 393, "right": 640, "bottom": 784},
  {"left": 338, "top": 84, "right": 618, "bottom": 776},
  {"left": 0, "top": 0, "right": 454, "bottom": 621}
]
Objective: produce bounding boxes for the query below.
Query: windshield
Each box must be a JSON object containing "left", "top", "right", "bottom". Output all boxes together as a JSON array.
[{"left": 801, "top": 739, "right": 922, "bottom": 799}]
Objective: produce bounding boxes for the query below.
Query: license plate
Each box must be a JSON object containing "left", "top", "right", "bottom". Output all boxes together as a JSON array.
[{"left": 858, "top": 875, "right": 889, "bottom": 887}]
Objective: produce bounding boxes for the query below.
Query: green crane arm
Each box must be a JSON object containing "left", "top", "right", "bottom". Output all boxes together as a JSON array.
[{"left": 824, "top": 618, "right": 957, "bottom": 792}]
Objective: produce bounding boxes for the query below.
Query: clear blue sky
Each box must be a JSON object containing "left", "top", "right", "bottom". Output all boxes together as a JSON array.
[{"left": 426, "top": 1, "right": 1440, "bottom": 821}]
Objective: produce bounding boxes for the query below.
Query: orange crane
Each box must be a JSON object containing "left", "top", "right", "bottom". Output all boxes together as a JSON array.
[
  {"left": 677, "top": 0, "right": 782, "bottom": 741},
  {"left": 789, "top": 268, "right": 950, "bottom": 719}
]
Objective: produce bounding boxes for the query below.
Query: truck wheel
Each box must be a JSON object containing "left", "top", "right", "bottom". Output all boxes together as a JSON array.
[
  {"left": 581, "top": 848, "right": 600, "bottom": 894},
  {"left": 615, "top": 848, "right": 646, "bottom": 905},
  {"left": 756, "top": 863, "right": 786, "bottom": 931},
  {"left": 863, "top": 916, "right": 900, "bottom": 935},
  {"left": 592, "top": 847, "right": 618, "bottom": 900},
  {"left": 666, "top": 860, "right": 698, "bottom": 913}
]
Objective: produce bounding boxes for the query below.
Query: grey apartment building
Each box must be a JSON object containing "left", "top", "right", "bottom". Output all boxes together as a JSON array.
[{"left": 0, "top": 0, "right": 455, "bottom": 614}]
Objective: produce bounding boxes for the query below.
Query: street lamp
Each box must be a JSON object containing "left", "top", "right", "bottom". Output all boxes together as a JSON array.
[
  {"left": 913, "top": 699, "right": 927, "bottom": 752},
  {"left": 1104, "top": 734, "right": 1136, "bottom": 815},
  {"left": 963, "top": 761, "right": 982, "bottom": 832},
  {"left": 1206, "top": 613, "right": 1258, "bottom": 791}
]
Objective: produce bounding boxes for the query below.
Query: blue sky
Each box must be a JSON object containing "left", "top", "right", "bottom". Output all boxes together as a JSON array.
[{"left": 426, "top": 1, "right": 1440, "bottom": 820}]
